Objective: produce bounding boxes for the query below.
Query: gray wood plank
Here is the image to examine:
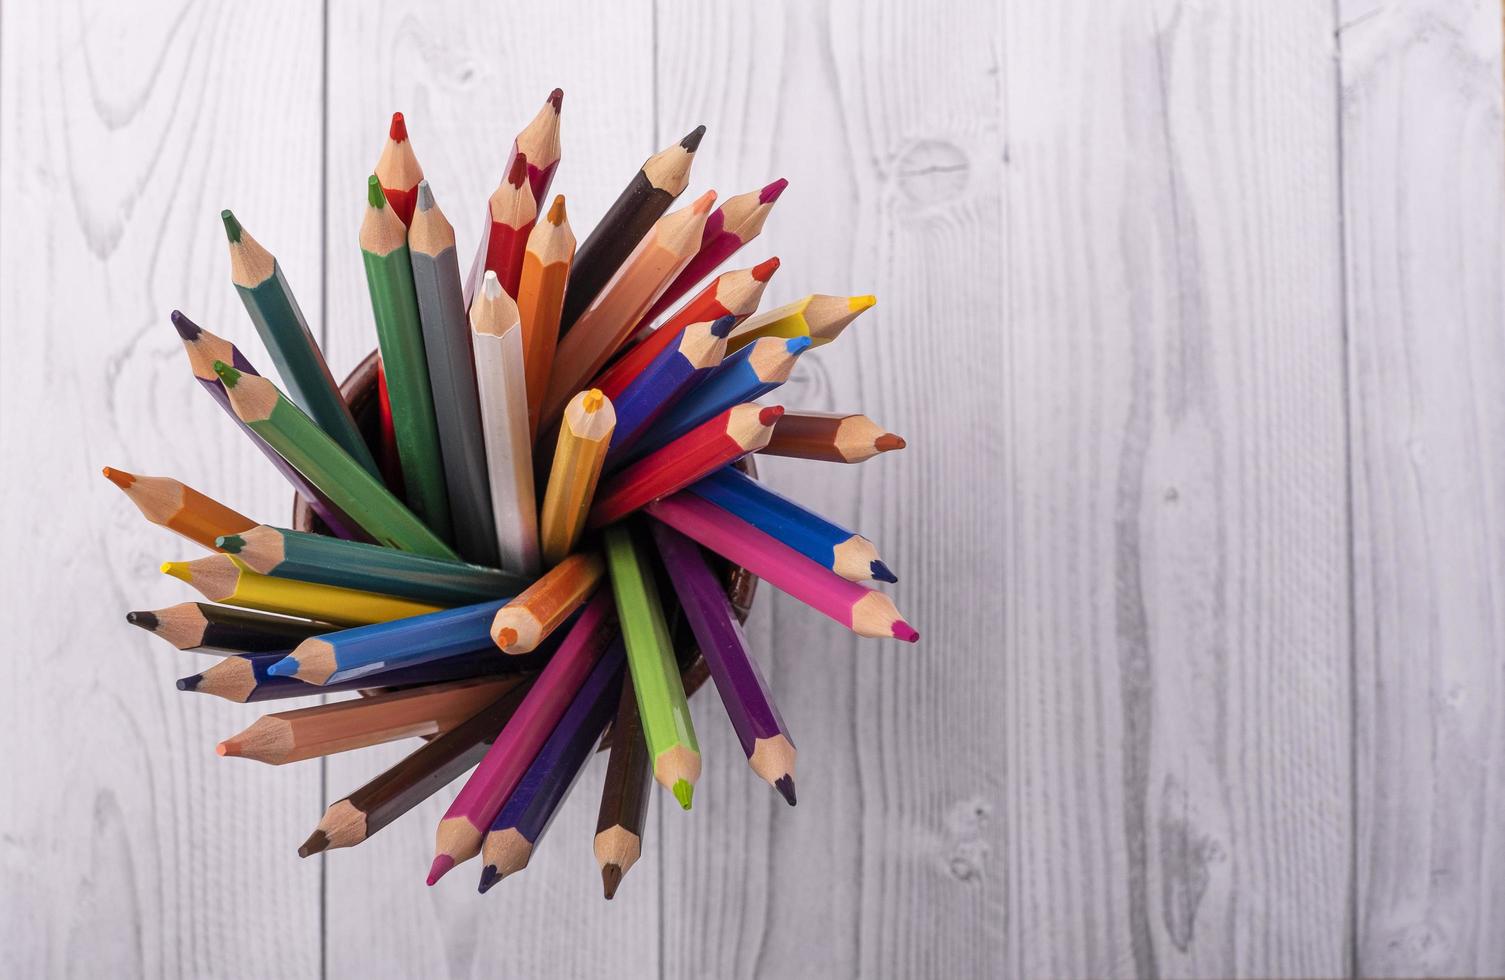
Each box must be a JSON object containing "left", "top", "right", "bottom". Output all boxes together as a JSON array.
[
  {"left": 318, "top": 4, "right": 660, "bottom": 976},
  {"left": 0, "top": 3, "right": 327, "bottom": 977},
  {"left": 1340, "top": 1, "right": 1505, "bottom": 975}
]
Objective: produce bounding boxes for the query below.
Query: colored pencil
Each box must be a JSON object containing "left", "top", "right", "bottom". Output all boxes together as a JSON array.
[
  {"left": 727, "top": 293, "right": 876, "bottom": 354},
  {"left": 517, "top": 195, "right": 575, "bottom": 440},
  {"left": 362, "top": 174, "right": 453, "bottom": 539},
  {"left": 409, "top": 179, "right": 499, "bottom": 566},
  {"left": 542, "top": 190, "right": 717, "bottom": 429},
  {"left": 762, "top": 411, "right": 907, "bottom": 464},
  {"left": 605, "top": 315, "right": 734, "bottom": 462},
  {"left": 470, "top": 270, "right": 540, "bottom": 575},
  {"left": 221, "top": 213, "right": 377, "bottom": 476},
  {"left": 603, "top": 523, "right": 699, "bottom": 807},
  {"left": 560, "top": 125, "right": 705, "bottom": 332},
  {"left": 217, "top": 677, "right": 516, "bottom": 766},
  {"left": 374, "top": 360, "right": 404, "bottom": 491},
  {"left": 490, "top": 552, "right": 605, "bottom": 654},
  {"left": 162, "top": 554, "right": 443, "bottom": 627},
  {"left": 300, "top": 679, "right": 536, "bottom": 856},
  {"left": 212, "top": 361, "right": 458, "bottom": 559},
  {"left": 178, "top": 648, "right": 513, "bottom": 704},
  {"left": 596, "top": 259, "right": 779, "bottom": 401},
  {"left": 428, "top": 591, "right": 618, "bottom": 883},
  {"left": 510, "top": 88, "right": 563, "bottom": 207},
  {"left": 646, "top": 492, "right": 919, "bottom": 642},
  {"left": 478, "top": 641, "right": 625, "bottom": 890},
  {"left": 637, "top": 178, "right": 787, "bottom": 329},
  {"left": 268, "top": 597, "right": 510, "bottom": 686},
  {"left": 624, "top": 336, "right": 809, "bottom": 460},
  {"left": 587, "top": 403, "right": 783, "bottom": 529},
  {"left": 538, "top": 390, "right": 616, "bottom": 566},
  {"left": 218, "top": 525, "right": 526, "bottom": 606},
  {"left": 102, "top": 467, "right": 254, "bottom": 551},
  {"left": 651, "top": 522, "right": 796, "bottom": 803},
  {"left": 126, "top": 602, "right": 332, "bottom": 654},
  {"left": 594, "top": 671, "right": 653, "bottom": 899},
  {"left": 466, "top": 152, "right": 536, "bottom": 300},
  {"left": 375, "top": 112, "right": 424, "bottom": 226},
  {"left": 687, "top": 466, "right": 896, "bottom": 582}
]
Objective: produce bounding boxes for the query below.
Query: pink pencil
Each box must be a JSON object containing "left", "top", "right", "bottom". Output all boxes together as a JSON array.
[
  {"left": 646, "top": 492, "right": 919, "bottom": 642},
  {"left": 427, "top": 591, "right": 617, "bottom": 883}
]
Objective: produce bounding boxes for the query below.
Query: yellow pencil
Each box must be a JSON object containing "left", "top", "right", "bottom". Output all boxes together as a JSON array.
[
  {"left": 161, "top": 554, "right": 443, "bottom": 627},
  {"left": 539, "top": 390, "right": 616, "bottom": 566},
  {"left": 725, "top": 293, "right": 876, "bottom": 354}
]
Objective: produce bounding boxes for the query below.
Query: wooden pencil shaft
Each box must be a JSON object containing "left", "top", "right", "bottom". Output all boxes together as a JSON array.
[
  {"left": 102, "top": 468, "right": 254, "bottom": 550},
  {"left": 471, "top": 280, "right": 540, "bottom": 574},
  {"left": 595, "top": 670, "right": 653, "bottom": 878},
  {"left": 726, "top": 293, "right": 875, "bottom": 354},
  {"left": 167, "top": 555, "right": 443, "bottom": 627},
  {"left": 491, "top": 552, "right": 605, "bottom": 653},
  {"left": 604, "top": 318, "right": 730, "bottom": 461},
  {"left": 762, "top": 411, "right": 904, "bottom": 463},
  {"left": 128, "top": 601, "right": 331, "bottom": 653},
  {"left": 539, "top": 391, "right": 616, "bottom": 566},
  {"left": 517, "top": 197, "right": 574, "bottom": 441},
  {"left": 181, "top": 648, "right": 513, "bottom": 704}
]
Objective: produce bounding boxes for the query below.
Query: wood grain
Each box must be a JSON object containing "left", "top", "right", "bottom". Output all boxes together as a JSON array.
[
  {"left": 0, "top": 2, "right": 326, "bottom": 977},
  {"left": 1340, "top": 1, "right": 1505, "bottom": 975}
]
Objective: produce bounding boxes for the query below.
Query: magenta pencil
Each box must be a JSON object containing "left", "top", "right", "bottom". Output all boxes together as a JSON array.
[
  {"left": 427, "top": 591, "right": 617, "bottom": 883},
  {"left": 645, "top": 492, "right": 919, "bottom": 642}
]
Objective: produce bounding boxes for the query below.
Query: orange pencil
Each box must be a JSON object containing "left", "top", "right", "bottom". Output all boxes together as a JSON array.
[
  {"left": 102, "top": 467, "right": 254, "bottom": 551},
  {"left": 490, "top": 552, "right": 607, "bottom": 655},
  {"left": 375, "top": 112, "right": 424, "bottom": 226},
  {"left": 517, "top": 195, "right": 575, "bottom": 441}
]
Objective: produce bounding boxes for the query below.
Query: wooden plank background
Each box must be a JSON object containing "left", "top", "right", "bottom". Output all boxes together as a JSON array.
[{"left": 2, "top": 0, "right": 1501, "bottom": 977}]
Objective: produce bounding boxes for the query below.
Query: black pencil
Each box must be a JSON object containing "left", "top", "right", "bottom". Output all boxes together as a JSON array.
[{"left": 126, "top": 602, "right": 333, "bottom": 654}]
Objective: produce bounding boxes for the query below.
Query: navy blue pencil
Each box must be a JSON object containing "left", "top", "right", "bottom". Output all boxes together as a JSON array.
[
  {"left": 687, "top": 466, "right": 897, "bottom": 583},
  {"left": 477, "top": 639, "right": 627, "bottom": 891},
  {"left": 176, "top": 647, "right": 517, "bottom": 703},
  {"left": 622, "top": 335, "right": 811, "bottom": 461},
  {"left": 605, "top": 315, "right": 735, "bottom": 464}
]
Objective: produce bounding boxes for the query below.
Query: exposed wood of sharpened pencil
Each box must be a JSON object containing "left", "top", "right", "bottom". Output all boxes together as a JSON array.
[
  {"left": 559, "top": 124, "right": 705, "bottom": 332},
  {"left": 541, "top": 191, "right": 717, "bottom": 428},
  {"left": 490, "top": 552, "right": 606, "bottom": 654},
  {"left": 221, "top": 212, "right": 378, "bottom": 477},
  {"left": 361, "top": 175, "right": 453, "bottom": 540},
  {"left": 517, "top": 196, "right": 575, "bottom": 442},
  {"left": 408, "top": 179, "right": 499, "bottom": 566},
  {"left": 101, "top": 467, "right": 254, "bottom": 551},
  {"left": 375, "top": 111, "right": 424, "bottom": 226},
  {"left": 726, "top": 293, "right": 876, "bottom": 354},
  {"left": 470, "top": 270, "right": 540, "bottom": 575},
  {"left": 215, "top": 677, "right": 517, "bottom": 765},
  {"left": 299, "top": 679, "right": 535, "bottom": 856},
  {"left": 539, "top": 390, "right": 616, "bottom": 566},
  {"left": 126, "top": 602, "right": 332, "bottom": 653},
  {"left": 161, "top": 554, "right": 444, "bottom": 627},
  {"left": 761, "top": 411, "right": 907, "bottom": 463},
  {"left": 510, "top": 88, "right": 562, "bottom": 206},
  {"left": 595, "top": 670, "right": 653, "bottom": 899}
]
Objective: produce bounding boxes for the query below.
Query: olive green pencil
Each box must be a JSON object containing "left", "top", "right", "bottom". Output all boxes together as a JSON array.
[
  {"left": 602, "top": 522, "right": 699, "bottom": 809},
  {"left": 213, "top": 360, "right": 458, "bottom": 560},
  {"left": 360, "top": 175, "right": 452, "bottom": 542}
]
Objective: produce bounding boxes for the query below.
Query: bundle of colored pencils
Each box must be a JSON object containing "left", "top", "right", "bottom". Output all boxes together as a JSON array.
[{"left": 108, "top": 94, "right": 915, "bottom": 900}]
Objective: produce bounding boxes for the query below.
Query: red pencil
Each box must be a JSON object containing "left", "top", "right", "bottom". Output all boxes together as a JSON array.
[
  {"left": 466, "top": 153, "right": 537, "bottom": 300},
  {"left": 374, "top": 360, "right": 403, "bottom": 494},
  {"left": 511, "top": 88, "right": 563, "bottom": 207},
  {"left": 596, "top": 258, "right": 780, "bottom": 401},
  {"left": 587, "top": 403, "right": 782, "bottom": 528},
  {"left": 375, "top": 112, "right": 424, "bottom": 227}
]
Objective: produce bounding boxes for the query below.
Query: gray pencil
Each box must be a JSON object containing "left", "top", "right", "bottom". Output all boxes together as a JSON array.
[{"left": 409, "top": 180, "right": 500, "bottom": 567}]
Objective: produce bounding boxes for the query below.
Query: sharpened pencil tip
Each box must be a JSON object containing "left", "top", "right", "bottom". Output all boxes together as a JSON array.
[
  {"left": 426, "top": 854, "right": 455, "bottom": 886},
  {"left": 477, "top": 865, "right": 500, "bottom": 893},
  {"left": 760, "top": 177, "right": 789, "bottom": 203},
  {"left": 601, "top": 864, "right": 623, "bottom": 900},
  {"left": 491, "top": 627, "right": 518, "bottom": 651},
  {"left": 415, "top": 179, "right": 435, "bottom": 212},
  {"left": 211, "top": 360, "right": 242, "bottom": 388},
  {"left": 265, "top": 658, "right": 298, "bottom": 677},
  {"left": 480, "top": 269, "right": 503, "bottom": 301},
  {"left": 709, "top": 315, "right": 737, "bottom": 338},
  {"left": 546, "top": 195, "right": 567, "bottom": 225},
  {"left": 547, "top": 87, "right": 563, "bottom": 111},
  {"left": 850, "top": 294, "right": 877, "bottom": 312},
  {"left": 758, "top": 405, "right": 785, "bottom": 426},
  {"left": 673, "top": 779, "right": 694, "bottom": 810},
  {"left": 875, "top": 433, "right": 906, "bottom": 452},
  {"left": 101, "top": 466, "right": 135, "bottom": 490},
  {"left": 161, "top": 561, "right": 190, "bottom": 583},
  {"left": 176, "top": 674, "right": 200, "bottom": 692},
  {"left": 775, "top": 774, "right": 798, "bottom": 807},
  {"left": 298, "top": 830, "right": 329, "bottom": 858},
  {"left": 892, "top": 621, "right": 920, "bottom": 643},
  {"left": 220, "top": 209, "right": 242, "bottom": 243},
  {"left": 389, "top": 111, "right": 408, "bottom": 142},
  {"left": 170, "top": 310, "right": 202, "bottom": 341},
  {"left": 126, "top": 610, "right": 158, "bottom": 630},
  {"left": 691, "top": 189, "right": 717, "bottom": 214},
  {"left": 680, "top": 124, "right": 707, "bottom": 152},
  {"left": 507, "top": 151, "right": 528, "bottom": 187},
  {"left": 367, "top": 174, "right": 386, "bottom": 209},
  {"left": 215, "top": 740, "right": 233, "bottom": 757},
  {"left": 786, "top": 336, "right": 813, "bottom": 355},
  {"left": 582, "top": 389, "right": 605, "bottom": 414},
  {"left": 751, "top": 256, "right": 780, "bottom": 281},
  {"left": 870, "top": 560, "right": 898, "bottom": 584},
  {"left": 217, "top": 534, "right": 246, "bottom": 554}
]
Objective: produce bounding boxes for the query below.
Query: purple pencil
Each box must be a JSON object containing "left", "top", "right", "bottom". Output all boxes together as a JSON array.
[
  {"left": 171, "top": 311, "right": 366, "bottom": 541},
  {"left": 649, "top": 521, "right": 796, "bottom": 805},
  {"left": 605, "top": 314, "right": 735, "bottom": 464}
]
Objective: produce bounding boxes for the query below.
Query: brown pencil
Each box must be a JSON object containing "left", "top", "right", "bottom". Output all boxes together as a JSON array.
[
  {"left": 102, "top": 467, "right": 255, "bottom": 551},
  {"left": 216, "top": 677, "right": 519, "bottom": 765},
  {"left": 594, "top": 672, "right": 653, "bottom": 899},
  {"left": 762, "top": 411, "right": 907, "bottom": 464}
]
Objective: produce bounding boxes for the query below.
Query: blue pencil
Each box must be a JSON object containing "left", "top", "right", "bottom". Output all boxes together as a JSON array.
[
  {"left": 606, "top": 315, "right": 735, "bottom": 463},
  {"left": 686, "top": 466, "right": 897, "bottom": 583},
  {"left": 478, "top": 638, "right": 626, "bottom": 891},
  {"left": 177, "top": 647, "right": 515, "bottom": 703},
  {"left": 619, "top": 335, "right": 811, "bottom": 462},
  {"left": 268, "top": 598, "right": 513, "bottom": 686}
]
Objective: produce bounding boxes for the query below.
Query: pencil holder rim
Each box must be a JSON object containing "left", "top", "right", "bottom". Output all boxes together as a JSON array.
[{"left": 291, "top": 349, "right": 760, "bottom": 718}]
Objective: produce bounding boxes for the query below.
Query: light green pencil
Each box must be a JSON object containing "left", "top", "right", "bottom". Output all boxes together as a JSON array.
[
  {"left": 360, "top": 175, "right": 452, "bottom": 543},
  {"left": 222, "top": 210, "right": 378, "bottom": 477},
  {"left": 213, "top": 360, "right": 458, "bottom": 561},
  {"left": 603, "top": 523, "right": 699, "bottom": 809}
]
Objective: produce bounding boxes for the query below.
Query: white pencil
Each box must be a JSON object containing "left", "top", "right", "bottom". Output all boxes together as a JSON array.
[{"left": 470, "top": 270, "right": 541, "bottom": 575}]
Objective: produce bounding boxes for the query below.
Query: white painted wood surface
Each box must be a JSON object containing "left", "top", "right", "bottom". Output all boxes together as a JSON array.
[{"left": 3, "top": 1, "right": 1503, "bottom": 978}]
